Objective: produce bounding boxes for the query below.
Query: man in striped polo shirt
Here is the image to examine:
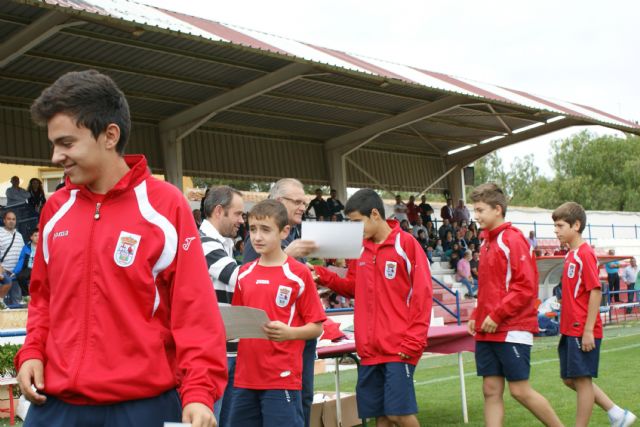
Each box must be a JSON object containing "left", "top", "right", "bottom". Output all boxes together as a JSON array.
[
  {"left": 0, "top": 210, "right": 25, "bottom": 305},
  {"left": 200, "top": 185, "right": 245, "bottom": 427}
]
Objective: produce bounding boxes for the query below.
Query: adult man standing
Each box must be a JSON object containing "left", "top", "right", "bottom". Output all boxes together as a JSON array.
[
  {"left": 622, "top": 257, "right": 638, "bottom": 311},
  {"left": 605, "top": 249, "right": 621, "bottom": 303},
  {"left": 418, "top": 194, "right": 434, "bottom": 224},
  {"left": 306, "top": 188, "right": 329, "bottom": 221},
  {"left": 393, "top": 195, "right": 408, "bottom": 223},
  {"left": 406, "top": 195, "right": 420, "bottom": 226},
  {"left": 200, "top": 186, "right": 245, "bottom": 427},
  {"left": 0, "top": 210, "right": 25, "bottom": 305},
  {"left": 242, "top": 178, "right": 318, "bottom": 427},
  {"left": 440, "top": 198, "right": 454, "bottom": 221},
  {"left": 5, "top": 176, "right": 30, "bottom": 207},
  {"left": 452, "top": 199, "right": 470, "bottom": 225},
  {"left": 326, "top": 188, "right": 344, "bottom": 221},
  {"left": 16, "top": 70, "right": 227, "bottom": 427}
]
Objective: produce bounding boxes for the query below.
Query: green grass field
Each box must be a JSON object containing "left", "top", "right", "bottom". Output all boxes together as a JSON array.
[
  {"left": 314, "top": 321, "right": 640, "bottom": 426},
  {"left": 1, "top": 321, "right": 638, "bottom": 426}
]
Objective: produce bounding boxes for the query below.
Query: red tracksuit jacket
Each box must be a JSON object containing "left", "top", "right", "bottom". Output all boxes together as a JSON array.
[
  {"left": 15, "top": 155, "right": 227, "bottom": 407},
  {"left": 471, "top": 222, "right": 539, "bottom": 339},
  {"left": 315, "top": 220, "right": 432, "bottom": 365}
]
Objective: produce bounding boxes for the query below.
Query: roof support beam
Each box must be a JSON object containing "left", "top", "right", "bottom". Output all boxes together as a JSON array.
[
  {"left": 446, "top": 117, "right": 580, "bottom": 167},
  {"left": 159, "top": 62, "right": 315, "bottom": 137},
  {"left": 0, "top": 10, "right": 82, "bottom": 68},
  {"left": 324, "top": 95, "right": 466, "bottom": 153}
]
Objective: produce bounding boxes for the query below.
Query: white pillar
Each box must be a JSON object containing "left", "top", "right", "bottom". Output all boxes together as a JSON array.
[
  {"left": 325, "top": 148, "right": 348, "bottom": 203},
  {"left": 161, "top": 130, "right": 184, "bottom": 191}
]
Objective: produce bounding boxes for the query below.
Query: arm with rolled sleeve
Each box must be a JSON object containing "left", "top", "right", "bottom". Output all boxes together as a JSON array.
[
  {"left": 399, "top": 239, "right": 433, "bottom": 358},
  {"left": 490, "top": 235, "right": 538, "bottom": 324},
  {"left": 169, "top": 197, "right": 227, "bottom": 409}
]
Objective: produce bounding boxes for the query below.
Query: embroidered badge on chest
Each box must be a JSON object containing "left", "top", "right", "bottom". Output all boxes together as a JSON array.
[
  {"left": 276, "top": 285, "right": 293, "bottom": 307},
  {"left": 114, "top": 231, "right": 142, "bottom": 268},
  {"left": 567, "top": 262, "right": 576, "bottom": 279},
  {"left": 385, "top": 261, "right": 397, "bottom": 279}
]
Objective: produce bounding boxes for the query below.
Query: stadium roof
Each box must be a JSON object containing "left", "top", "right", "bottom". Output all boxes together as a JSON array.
[{"left": 1, "top": 0, "right": 638, "bottom": 194}]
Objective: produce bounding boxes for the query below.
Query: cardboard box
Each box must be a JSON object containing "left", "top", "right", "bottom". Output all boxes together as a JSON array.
[{"left": 311, "top": 392, "right": 361, "bottom": 427}]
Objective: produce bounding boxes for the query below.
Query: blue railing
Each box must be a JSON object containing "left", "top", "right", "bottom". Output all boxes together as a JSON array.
[{"left": 431, "top": 276, "right": 462, "bottom": 325}]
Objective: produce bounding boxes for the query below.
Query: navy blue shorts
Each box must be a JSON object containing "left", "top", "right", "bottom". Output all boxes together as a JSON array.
[
  {"left": 228, "top": 388, "right": 303, "bottom": 427},
  {"left": 475, "top": 341, "right": 531, "bottom": 381},
  {"left": 24, "top": 389, "right": 182, "bottom": 427},
  {"left": 356, "top": 362, "right": 418, "bottom": 419},
  {"left": 558, "top": 334, "right": 601, "bottom": 379}
]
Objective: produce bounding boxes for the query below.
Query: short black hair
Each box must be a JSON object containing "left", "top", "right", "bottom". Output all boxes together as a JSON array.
[
  {"left": 31, "top": 70, "right": 131, "bottom": 154},
  {"left": 2, "top": 210, "right": 16, "bottom": 220},
  {"left": 203, "top": 185, "right": 242, "bottom": 218},
  {"left": 345, "top": 189, "right": 385, "bottom": 219}
]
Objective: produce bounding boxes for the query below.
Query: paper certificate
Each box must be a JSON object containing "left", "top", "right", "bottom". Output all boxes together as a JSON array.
[
  {"left": 301, "top": 221, "right": 364, "bottom": 259},
  {"left": 219, "top": 306, "right": 270, "bottom": 339}
]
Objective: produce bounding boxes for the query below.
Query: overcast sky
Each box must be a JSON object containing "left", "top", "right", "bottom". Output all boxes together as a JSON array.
[{"left": 146, "top": 0, "right": 640, "bottom": 176}]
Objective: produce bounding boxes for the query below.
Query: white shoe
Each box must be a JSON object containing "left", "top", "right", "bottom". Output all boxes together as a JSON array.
[{"left": 611, "top": 410, "right": 637, "bottom": 427}]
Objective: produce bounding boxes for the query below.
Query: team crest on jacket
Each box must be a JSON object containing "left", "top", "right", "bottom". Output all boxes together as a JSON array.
[
  {"left": 114, "top": 231, "right": 141, "bottom": 267},
  {"left": 276, "top": 285, "right": 293, "bottom": 307},
  {"left": 385, "top": 261, "right": 397, "bottom": 279},
  {"left": 567, "top": 262, "right": 576, "bottom": 279}
]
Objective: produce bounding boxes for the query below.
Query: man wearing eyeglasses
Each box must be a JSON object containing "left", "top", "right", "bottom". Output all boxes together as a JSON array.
[{"left": 241, "top": 177, "right": 319, "bottom": 427}]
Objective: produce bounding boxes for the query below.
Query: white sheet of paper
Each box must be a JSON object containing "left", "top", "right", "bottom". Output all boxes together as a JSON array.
[
  {"left": 219, "top": 306, "right": 269, "bottom": 340},
  {"left": 301, "top": 221, "right": 363, "bottom": 259}
]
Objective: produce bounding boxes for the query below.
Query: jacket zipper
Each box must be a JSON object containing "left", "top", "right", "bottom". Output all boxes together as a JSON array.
[{"left": 72, "top": 200, "right": 104, "bottom": 388}]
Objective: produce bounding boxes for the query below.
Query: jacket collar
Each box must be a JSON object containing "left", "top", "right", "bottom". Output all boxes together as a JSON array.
[
  {"left": 479, "top": 221, "right": 511, "bottom": 241},
  {"left": 363, "top": 219, "right": 401, "bottom": 250},
  {"left": 66, "top": 155, "right": 151, "bottom": 199}
]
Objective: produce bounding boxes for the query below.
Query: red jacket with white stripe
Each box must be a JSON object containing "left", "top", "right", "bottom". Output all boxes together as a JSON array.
[
  {"left": 471, "top": 222, "right": 539, "bottom": 336},
  {"left": 315, "top": 220, "right": 432, "bottom": 365},
  {"left": 15, "top": 155, "right": 227, "bottom": 407}
]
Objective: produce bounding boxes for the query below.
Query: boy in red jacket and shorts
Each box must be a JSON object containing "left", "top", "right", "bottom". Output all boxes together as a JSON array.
[
  {"left": 468, "top": 183, "right": 562, "bottom": 427},
  {"left": 553, "top": 202, "right": 636, "bottom": 427},
  {"left": 314, "top": 189, "right": 432, "bottom": 427},
  {"left": 229, "top": 200, "right": 326, "bottom": 427}
]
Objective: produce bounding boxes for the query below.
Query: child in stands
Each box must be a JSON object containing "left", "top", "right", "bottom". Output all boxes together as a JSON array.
[
  {"left": 468, "top": 183, "right": 562, "bottom": 427},
  {"left": 553, "top": 202, "right": 636, "bottom": 427},
  {"left": 229, "top": 200, "right": 326, "bottom": 427}
]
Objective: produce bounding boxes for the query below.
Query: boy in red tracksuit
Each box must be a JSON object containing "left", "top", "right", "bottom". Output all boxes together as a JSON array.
[
  {"left": 229, "top": 200, "right": 326, "bottom": 427},
  {"left": 468, "top": 183, "right": 562, "bottom": 427},
  {"left": 314, "top": 189, "right": 431, "bottom": 427},
  {"left": 553, "top": 202, "right": 636, "bottom": 427},
  {"left": 16, "top": 70, "right": 227, "bottom": 427}
]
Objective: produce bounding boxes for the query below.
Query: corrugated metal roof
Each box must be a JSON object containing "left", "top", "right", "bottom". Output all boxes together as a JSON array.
[{"left": 27, "top": 0, "right": 635, "bottom": 130}]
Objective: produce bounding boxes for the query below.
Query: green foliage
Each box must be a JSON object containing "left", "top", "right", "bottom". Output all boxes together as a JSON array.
[
  {"left": 0, "top": 344, "right": 21, "bottom": 378},
  {"left": 471, "top": 131, "right": 640, "bottom": 211},
  {"left": 191, "top": 177, "right": 273, "bottom": 192}
]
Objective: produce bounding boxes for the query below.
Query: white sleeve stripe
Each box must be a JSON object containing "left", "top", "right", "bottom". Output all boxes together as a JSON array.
[
  {"left": 134, "top": 180, "right": 178, "bottom": 316},
  {"left": 394, "top": 233, "right": 412, "bottom": 276},
  {"left": 282, "top": 262, "right": 306, "bottom": 296},
  {"left": 42, "top": 189, "right": 78, "bottom": 264},
  {"left": 573, "top": 250, "right": 584, "bottom": 298},
  {"left": 238, "top": 260, "right": 258, "bottom": 281},
  {"left": 496, "top": 231, "right": 512, "bottom": 290}
]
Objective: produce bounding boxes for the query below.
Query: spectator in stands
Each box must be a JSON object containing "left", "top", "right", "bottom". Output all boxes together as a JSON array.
[
  {"left": 326, "top": 188, "right": 344, "bottom": 221},
  {"left": 440, "top": 198, "right": 454, "bottom": 221},
  {"left": 200, "top": 185, "right": 245, "bottom": 426},
  {"left": 306, "top": 188, "right": 329, "bottom": 221},
  {"left": 622, "top": 257, "right": 638, "bottom": 311},
  {"left": 400, "top": 219, "right": 411, "bottom": 233},
  {"left": 469, "top": 251, "right": 479, "bottom": 281},
  {"left": 418, "top": 194, "right": 433, "bottom": 223},
  {"left": 453, "top": 199, "right": 470, "bottom": 224},
  {"left": 434, "top": 239, "right": 445, "bottom": 260},
  {"left": 0, "top": 210, "right": 25, "bottom": 305},
  {"left": 442, "top": 230, "right": 454, "bottom": 252},
  {"left": 416, "top": 229, "right": 430, "bottom": 254},
  {"left": 456, "top": 250, "right": 477, "bottom": 298},
  {"left": 406, "top": 195, "right": 420, "bottom": 225},
  {"left": 236, "top": 212, "right": 249, "bottom": 241},
  {"left": 554, "top": 244, "right": 569, "bottom": 256},
  {"left": 393, "top": 195, "right": 408, "bottom": 223},
  {"left": 605, "top": 249, "right": 621, "bottom": 302},
  {"left": 449, "top": 251, "right": 460, "bottom": 272},
  {"left": 426, "top": 246, "right": 434, "bottom": 264},
  {"left": 192, "top": 208, "right": 202, "bottom": 228},
  {"left": 26, "top": 178, "right": 46, "bottom": 216},
  {"left": 425, "top": 220, "right": 437, "bottom": 242},
  {"left": 468, "top": 229, "right": 481, "bottom": 249},
  {"left": 412, "top": 216, "right": 427, "bottom": 239},
  {"left": 13, "top": 227, "right": 38, "bottom": 297},
  {"left": 233, "top": 240, "right": 244, "bottom": 263},
  {"left": 5, "top": 176, "right": 29, "bottom": 207},
  {"left": 438, "top": 218, "right": 453, "bottom": 241},
  {"left": 528, "top": 230, "right": 537, "bottom": 249}
]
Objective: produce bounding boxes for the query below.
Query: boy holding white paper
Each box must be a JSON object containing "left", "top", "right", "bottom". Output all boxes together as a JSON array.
[
  {"left": 314, "top": 189, "right": 432, "bottom": 427},
  {"left": 229, "top": 200, "right": 326, "bottom": 427}
]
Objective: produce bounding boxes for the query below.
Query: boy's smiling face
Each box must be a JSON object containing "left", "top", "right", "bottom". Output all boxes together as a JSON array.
[{"left": 249, "top": 216, "right": 290, "bottom": 255}]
